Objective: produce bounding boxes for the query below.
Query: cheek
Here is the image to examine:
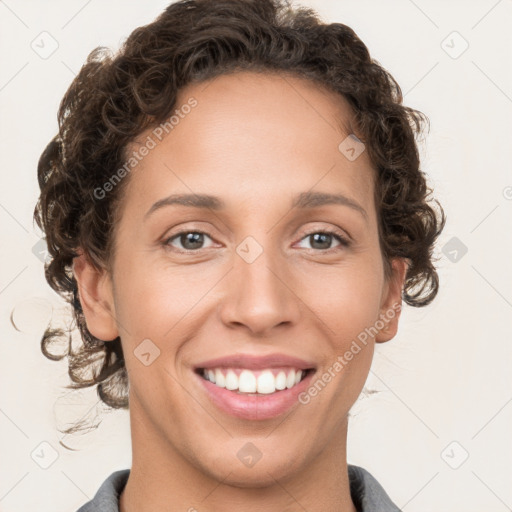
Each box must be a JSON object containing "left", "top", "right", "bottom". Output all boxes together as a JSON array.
[
  {"left": 297, "top": 258, "right": 384, "bottom": 342},
  {"left": 113, "top": 258, "right": 203, "bottom": 342},
  {"left": 294, "top": 266, "right": 381, "bottom": 412}
]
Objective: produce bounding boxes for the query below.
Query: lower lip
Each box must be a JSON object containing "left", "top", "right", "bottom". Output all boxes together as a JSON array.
[{"left": 195, "top": 370, "right": 315, "bottom": 421}]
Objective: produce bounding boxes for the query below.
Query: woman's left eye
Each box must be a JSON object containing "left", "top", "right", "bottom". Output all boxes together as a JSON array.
[
  {"left": 295, "top": 230, "right": 351, "bottom": 251},
  {"left": 164, "top": 229, "right": 350, "bottom": 253}
]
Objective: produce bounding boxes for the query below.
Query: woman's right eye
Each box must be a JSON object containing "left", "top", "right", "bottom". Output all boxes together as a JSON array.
[{"left": 163, "top": 231, "right": 216, "bottom": 252}]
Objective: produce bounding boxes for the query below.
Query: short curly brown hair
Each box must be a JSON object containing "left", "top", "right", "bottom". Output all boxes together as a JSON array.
[{"left": 33, "top": 0, "right": 446, "bottom": 417}]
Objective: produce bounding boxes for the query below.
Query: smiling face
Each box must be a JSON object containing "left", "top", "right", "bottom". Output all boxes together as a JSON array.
[{"left": 74, "top": 70, "right": 407, "bottom": 491}]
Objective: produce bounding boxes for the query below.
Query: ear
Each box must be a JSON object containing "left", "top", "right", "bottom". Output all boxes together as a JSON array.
[
  {"left": 72, "top": 250, "right": 119, "bottom": 342},
  {"left": 375, "top": 257, "right": 409, "bottom": 343}
]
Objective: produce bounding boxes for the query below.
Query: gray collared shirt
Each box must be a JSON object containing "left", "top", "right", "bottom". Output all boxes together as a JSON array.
[{"left": 76, "top": 464, "right": 402, "bottom": 511}]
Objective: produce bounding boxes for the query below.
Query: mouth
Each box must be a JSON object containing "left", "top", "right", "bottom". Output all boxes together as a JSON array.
[{"left": 192, "top": 353, "right": 317, "bottom": 420}]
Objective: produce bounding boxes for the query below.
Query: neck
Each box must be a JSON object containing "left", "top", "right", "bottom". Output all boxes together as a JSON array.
[{"left": 120, "top": 405, "right": 357, "bottom": 512}]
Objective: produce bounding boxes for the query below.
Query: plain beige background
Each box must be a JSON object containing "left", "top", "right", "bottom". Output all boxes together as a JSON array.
[{"left": 1, "top": 1, "right": 511, "bottom": 511}]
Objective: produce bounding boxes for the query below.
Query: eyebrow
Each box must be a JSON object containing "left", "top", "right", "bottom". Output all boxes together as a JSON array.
[{"left": 144, "top": 191, "right": 368, "bottom": 222}]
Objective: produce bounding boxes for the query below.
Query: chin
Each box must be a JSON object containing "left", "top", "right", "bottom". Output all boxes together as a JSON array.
[
  {"left": 210, "top": 464, "right": 296, "bottom": 489},
  {"left": 197, "top": 445, "right": 306, "bottom": 488}
]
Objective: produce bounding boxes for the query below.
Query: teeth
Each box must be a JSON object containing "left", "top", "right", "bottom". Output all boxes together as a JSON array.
[
  {"left": 239, "top": 370, "right": 257, "bottom": 393},
  {"left": 215, "top": 369, "right": 225, "bottom": 388},
  {"left": 201, "top": 368, "right": 305, "bottom": 394},
  {"left": 275, "top": 371, "right": 287, "bottom": 391},
  {"left": 256, "top": 370, "right": 275, "bottom": 394},
  {"left": 286, "top": 371, "right": 295, "bottom": 389},
  {"left": 225, "top": 370, "right": 238, "bottom": 390}
]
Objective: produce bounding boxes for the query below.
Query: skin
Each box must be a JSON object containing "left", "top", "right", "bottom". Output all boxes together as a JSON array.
[{"left": 73, "top": 70, "right": 407, "bottom": 512}]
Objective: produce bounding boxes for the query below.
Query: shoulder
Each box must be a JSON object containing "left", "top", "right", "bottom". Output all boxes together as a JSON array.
[
  {"left": 348, "top": 464, "right": 402, "bottom": 512},
  {"left": 75, "top": 469, "right": 130, "bottom": 512}
]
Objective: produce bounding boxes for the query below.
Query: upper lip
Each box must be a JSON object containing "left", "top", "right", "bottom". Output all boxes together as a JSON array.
[{"left": 195, "top": 353, "right": 316, "bottom": 371}]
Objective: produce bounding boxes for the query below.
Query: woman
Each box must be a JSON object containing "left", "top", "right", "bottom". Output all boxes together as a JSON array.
[{"left": 34, "top": 0, "right": 445, "bottom": 510}]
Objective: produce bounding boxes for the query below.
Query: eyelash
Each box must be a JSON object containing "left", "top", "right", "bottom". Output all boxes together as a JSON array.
[{"left": 163, "top": 228, "right": 351, "bottom": 254}]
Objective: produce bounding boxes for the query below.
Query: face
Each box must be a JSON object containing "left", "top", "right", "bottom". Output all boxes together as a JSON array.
[{"left": 74, "top": 71, "right": 406, "bottom": 487}]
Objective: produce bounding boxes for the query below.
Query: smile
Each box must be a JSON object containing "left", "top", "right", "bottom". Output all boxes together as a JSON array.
[
  {"left": 198, "top": 367, "right": 311, "bottom": 395},
  {"left": 193, "top": 353, "right": 317, "bottom": 420}
]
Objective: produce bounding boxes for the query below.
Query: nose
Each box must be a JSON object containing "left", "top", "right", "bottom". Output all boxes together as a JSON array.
[{"left": 218, "top": 240, "right": 301, "bottom": 337}]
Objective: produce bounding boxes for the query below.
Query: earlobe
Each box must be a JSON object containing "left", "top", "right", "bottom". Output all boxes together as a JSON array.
[
  {"left": 375, "top": 258, "right": 409, "bottom": 343},
  {"left": 72, "top": 250, "right": 119, "bottom": 342}
]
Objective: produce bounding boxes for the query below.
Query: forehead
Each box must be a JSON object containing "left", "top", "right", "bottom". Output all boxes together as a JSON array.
[
  {"left": 122, "top": 71, "right": 375, "bottom": 218},
  {"left": 170, "top": 70, "right": 360, "bottom": 159}
]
